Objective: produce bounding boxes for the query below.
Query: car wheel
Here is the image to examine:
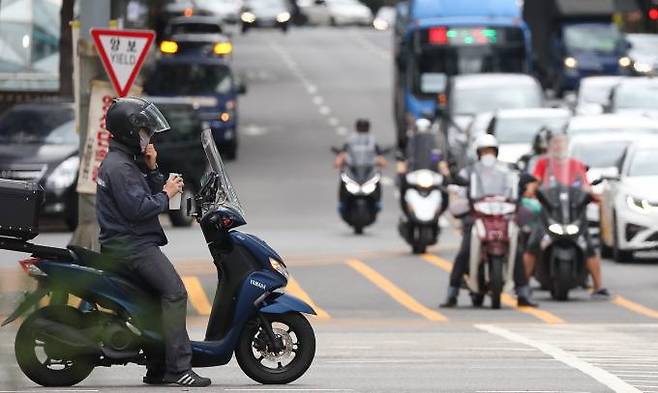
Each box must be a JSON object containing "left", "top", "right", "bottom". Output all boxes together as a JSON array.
[
  {"left": 329, "top": 17, "right": 336, "bottom": 26},
  {"left": 281, "top": 23, "right": 288, "bottom": 33},
  {"left": 612, "top": 212, "right": 633, "bottom": 263},
  {"left": 65, "top": 193, "right": 78, "bottom": 231}
]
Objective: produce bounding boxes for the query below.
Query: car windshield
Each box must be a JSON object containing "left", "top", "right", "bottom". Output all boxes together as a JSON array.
[
  {"left": 452, "top": 85, "right": 542, "bottom": 115},
  {"left": 248, "top": 0, "right": 285, "bottom": 10},
  {"left": 145, "top": 63, "right": 232, "bottom": 96},
  {"left": 628, "top": 149, "right": 658, "bottom": 177},
  {"left": 493, "top": 116, "right": 569, "bottom": 144},
  {"left": 0, "top": 106, "right": 76, "bottom": 145},
  {"left": 571, "top": 141, "right": 631, "bottom": 168},
  {"left": 614, "top": 85, "right": 658, "bottom": 110},
  {"left": 563, "top": 24, "right": 622, "bottom": 53},
  {"left": 170, "top": 22, "right": 222, "bottom": 34}
]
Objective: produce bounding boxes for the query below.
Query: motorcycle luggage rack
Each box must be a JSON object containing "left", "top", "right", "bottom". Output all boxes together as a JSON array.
[{"left": 0, "top": 236, "right": 73, "bottom": 261}]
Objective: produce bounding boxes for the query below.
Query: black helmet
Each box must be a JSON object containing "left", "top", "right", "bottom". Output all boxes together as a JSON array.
[
  {"left": 355, "top": 118, "right": 370, "bottom": 133},
  {"left": 106, "top": 97, "right": 170, "bottom": 152},
  {"left": 532, "top": 126, "right": 554, "bottom": 155}
]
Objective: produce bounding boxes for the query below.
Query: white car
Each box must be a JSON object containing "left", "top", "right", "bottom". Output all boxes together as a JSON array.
[
  {"left": 609, "top": 77, "right": 658, "bottom": 117},
  {"left": 573, "top": 76, "right": 624, "bottom": 115},
  {"left": 626, "top": 33, "right": 658, "bottom": 75},
  {"left": 466, "top": 108, "right": 570, "bottom": 166},
  {"left": 568, "top": 133, "right": 646, "bottom": 230},
  {"left": 299, "top": 0, "right": 372, "bottom": 26},
  {"left": 372, "top": 6, "right": 395, "bottom": 30},
  {"left": 600, "top": 138, "right": 658, "bottom": 262},
  {"left": 566, "top": 114, "right": 658, "bottom": 138}
]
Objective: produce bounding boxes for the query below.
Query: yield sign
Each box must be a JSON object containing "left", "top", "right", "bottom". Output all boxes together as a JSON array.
[{"left": 90, "top": 28, "right": 155, "bottom": 97}]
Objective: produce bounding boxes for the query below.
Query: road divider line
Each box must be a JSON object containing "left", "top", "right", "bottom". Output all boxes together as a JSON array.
[
  {"left": 182, "top": 276, "right": 212, "bottom": 316},
  {"left": 286, "top": 276, "right": 331, "bottom": 319},
  {"left": 612, "top": 295, "right": 658, "bottom": 319},
  {"left": 476, "top": 324, "right": 642, "bottom": 393},
  {"left": 421, "top": 254, "right": 565, "bottom": 324},
  {"left": 346, "top": 259, "right": 447, "bottom": 321}
]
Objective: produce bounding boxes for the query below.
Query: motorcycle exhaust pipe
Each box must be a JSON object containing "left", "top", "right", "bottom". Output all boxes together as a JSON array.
[{"left": 31, "top": 317, "right": 101, "bottom": 356}]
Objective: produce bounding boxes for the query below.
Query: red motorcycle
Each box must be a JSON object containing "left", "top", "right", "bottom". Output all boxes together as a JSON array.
[{"left": 466, "top": 195, "right": 518, "bottom": 309}]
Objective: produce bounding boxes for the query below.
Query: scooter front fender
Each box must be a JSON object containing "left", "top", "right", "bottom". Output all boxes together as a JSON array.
[{"left": 259, "top": 293, "right": 316, "bottom": 316}]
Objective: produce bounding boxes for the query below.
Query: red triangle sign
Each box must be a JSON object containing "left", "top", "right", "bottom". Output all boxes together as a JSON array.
[{"left": 90, "top": 28, "right": 155, "bottom": 97}]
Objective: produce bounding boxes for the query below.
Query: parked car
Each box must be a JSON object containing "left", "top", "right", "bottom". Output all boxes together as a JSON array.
[
  {"left": 599, "top": 138, "right": 658, "bottom": 262},
  {"left": 241, "top": 0, "right": 292, "bottom": 33},
  {"left": 626, "top": 33, "right": 658, "bottom": 75},
  {"left": 372, "top": 5, "right": 394, "bottom": 30},
  {"left": 573, "top": 76, "right": 624, "bottom": 115},
  {"left": 465, "top": 108, "right": 570, "bottom": 166},
  {"left": 0, "top": 102, "right": 78, "bottom": 230},
  {"left": 298, "top": 0, "right": 371, "bottom": 26},
  {"left": 608, "top": 77, "right": 658, "bottom": 116}
]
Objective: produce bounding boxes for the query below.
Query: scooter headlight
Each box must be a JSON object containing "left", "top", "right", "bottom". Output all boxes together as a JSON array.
[
  {"left": 269, "top": 257, "right": 289, "bottom": 279},
  {"left": 565, "top": 224, "right": 580, "bottom": 235},
  {"left": 361, "top": 182, "right": 376, "bottom": 195},
  {"left": 548, "top": 223, "right": 564, "bottom": 235}
]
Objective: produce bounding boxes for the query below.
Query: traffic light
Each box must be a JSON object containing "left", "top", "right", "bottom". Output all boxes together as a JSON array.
[{"left": 649, "top": 7, "right": 658, "bottom": 20}]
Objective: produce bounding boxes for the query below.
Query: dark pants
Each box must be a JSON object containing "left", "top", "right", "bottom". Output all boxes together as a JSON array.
[
  {"left": 109, "top": 246, "right": 192, "bottom": 375},
  {"left": 449, "top": 221, "right": 528, "bottom": 290}
]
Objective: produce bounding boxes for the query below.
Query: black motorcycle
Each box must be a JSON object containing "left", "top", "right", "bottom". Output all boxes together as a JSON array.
[
  {"left": 332, "top": 147, "right": 382, "bottom": 235},
  {"left": 535, "top": 174, "right": 601, "bottom": 300}
]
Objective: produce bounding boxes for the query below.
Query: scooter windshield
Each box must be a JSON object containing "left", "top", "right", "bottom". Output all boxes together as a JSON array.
[
  {"left": 538, "top": 157, "right": 589, "bottom": 224},
  {"left": 469, "top": 163, "right": 518, "bottom": 201},
  {"left": 201, "top": 129, "right": 245, "bottom": 217}
]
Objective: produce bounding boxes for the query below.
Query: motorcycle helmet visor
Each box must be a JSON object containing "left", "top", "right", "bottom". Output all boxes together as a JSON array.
[{"left": 136, "top": 103, "right": 171, "bottom": 135}]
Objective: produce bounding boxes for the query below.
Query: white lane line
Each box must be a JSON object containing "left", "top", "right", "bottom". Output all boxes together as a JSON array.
[
  {"left": 224, "top": 390, "right": 354, "bottom": 392},
  {"left": 476, "top": 391, "right": 591, "bottom": 393},
  {"left": 336, "top": 126, "right": 348, "bottom": 135},
  {"left": 476, "top": 324, "right": 641, "bottom": 393},
  {"left": 307, "top": 84, "right": 318, "bottom": 94},
  {"left": 319, "top": 106, "right": 331, "bottom": 115},
  {"left": 312, "top": 96, "right": 324, "bottom": 105},
  {"left": 0, "top": 391, "right": 100, "bottom": 393},
  {"left": 328, "top": 117, "right": 339, "bottom": 126}
]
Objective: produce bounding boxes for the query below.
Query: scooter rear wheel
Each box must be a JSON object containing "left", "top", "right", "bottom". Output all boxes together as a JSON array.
[
  {"left": 236, "top": 312, "right": 315, "bottom": 384},
  {"left": 15, "top": 306, "right": 94, "bottom": 387}
]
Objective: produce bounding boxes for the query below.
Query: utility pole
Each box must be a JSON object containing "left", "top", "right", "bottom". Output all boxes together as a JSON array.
[{"left": 69, "top": 1, "right": 111, "bottom": 251}]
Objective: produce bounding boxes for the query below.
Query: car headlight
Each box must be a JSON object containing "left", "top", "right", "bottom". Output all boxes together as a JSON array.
[
  {"left": 618, "top": 56, "right": 631, "bottom": 67},
  {"left": 213, "top": 41, "right": 233, "bottom": 55},
  {"left": 160, "top": 40, "right": 178, "bottom": 54},
  {"left": 626, "top": 195, "right": 657, "bottom": 213},
  {"left": 633, "top": 62, "right": 653, "bottom": 74},
  {"left": 564, "top": 57, "right": 578, "bottom": 68},
  {"left": 269, "top": 257, "right": 289, "bottom": 279},
  {"left": 241, "top": 12, "right": 256, "bottom": 23},
  {"left": 548, "top": 223, "right": 564, "bottom": 235},
  {"left": 373, "top": 19, "right": 388, "bottom": 30},
  {"left": 46, "top": 156, "right": 80, "bottom": 193},
  {"left": 276, "top": 12, "right": 291, "bottom": 23}
]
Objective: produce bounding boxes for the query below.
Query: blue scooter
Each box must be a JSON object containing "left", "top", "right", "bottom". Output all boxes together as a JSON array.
[{"left": 1, "top": 129, "right": 316, "bottom": 386}]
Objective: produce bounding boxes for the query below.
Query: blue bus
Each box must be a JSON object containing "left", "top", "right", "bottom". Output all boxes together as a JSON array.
[{"left": 393, "top": 0, "right": 532, "bottom": 147}]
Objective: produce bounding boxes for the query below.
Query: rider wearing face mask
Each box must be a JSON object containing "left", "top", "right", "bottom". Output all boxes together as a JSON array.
[
  {"left": 440, "top": 134, "right": 537, "bottom": 308},
  {"left": 96, "top": 97, "right": 211, "bottom": 387}
]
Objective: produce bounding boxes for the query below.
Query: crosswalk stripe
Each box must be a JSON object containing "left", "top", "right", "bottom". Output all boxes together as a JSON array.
[
  {"left": 286, "top": 276, "right": 331, "bottom": 319},
  {"left": 182, "top": 276, "right": 213, "bottom": 316},
  {"left": 346, "top": 258, "right": 447, "bottom": 321},
  {"left": 612, "top": 295, "right": 658, "bottom": 319},
  {"left": 421, "top": 254, "right": 565, "bottom": 324}
]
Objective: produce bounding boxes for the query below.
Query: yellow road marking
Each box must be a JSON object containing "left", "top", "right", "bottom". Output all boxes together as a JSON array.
[
  {"left": 421, "top": 254, "right": 565, "bottom": 324},
  {"left": 612, "top": 295, "right": 658, "bottom": 319},
  {"left": 286, "top": 276, "right": 331, "bottom": 319},
  {"left": 346, "top": 258, "right": 447, "bottom": 321},
  {"left": 182, "top": 276, "right": 212, "bottom": 316}
]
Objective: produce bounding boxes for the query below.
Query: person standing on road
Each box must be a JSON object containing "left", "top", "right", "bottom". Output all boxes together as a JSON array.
[
  {"left": 523, "top": 133, "right": 610, "bottom": 299},
  {"left": 96, "top": 97, "right": 212, "bottom": 387},
  {"left": 440, "top": 134, "right": 537, "bottom": 308}
]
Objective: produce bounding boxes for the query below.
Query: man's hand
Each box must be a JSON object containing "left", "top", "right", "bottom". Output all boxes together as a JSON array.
[
  {"left": 144, "top": 144, "right": 158, "bottom": 170},
  {"left": 163, "top": 176, "right": 184, "bottom": 199}
]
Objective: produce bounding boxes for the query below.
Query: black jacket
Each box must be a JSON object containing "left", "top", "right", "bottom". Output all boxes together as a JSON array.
[{"left": 96, "top": 140, "right": 168, "bottom": 250}]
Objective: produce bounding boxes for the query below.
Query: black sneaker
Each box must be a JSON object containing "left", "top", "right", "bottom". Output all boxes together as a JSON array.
[
  {"left": 440, "top": 297, "right": 457, "bottom": 308},
  {"left": 591, "top": 288, "right": 611, "bottom": 300},
  {"left": 517, "top": 296, "right": 539, "bottom": 308},
  {"left": 164, "top": 370, "right": 211, "bottom": 387},
  {"left": 142, "top": 369, "right": 165, "bottom": 385}
]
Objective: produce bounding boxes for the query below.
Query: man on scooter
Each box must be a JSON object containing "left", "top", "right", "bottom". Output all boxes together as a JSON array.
[
  {"left": 440, "top": 134, "right": 537, "bottom": 308},
  {"left": 334, "top": 119, "right": 387, "bottom": 169},
  {"left": 96, "top": 97, "right": 212, "bottom": 386},
  {"left": 523, "top": 133, "right": 610, "bottom": 299}
]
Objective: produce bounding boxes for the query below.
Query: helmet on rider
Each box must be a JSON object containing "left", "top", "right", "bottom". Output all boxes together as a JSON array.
[
  {"left": 415, "top": 118, "right": 432, "bottom": 134},
  {"left": 475, "top": 134, "right": 499, "bottom": 167},
  {"left": 106, "top": 97, "right": 171, "bottom": 153},
  {"left": 355, "top": 118, "right": 370, "bottom": 133},
  {"left": 532, "top": 126, "right": 554, "bottom": 155}
]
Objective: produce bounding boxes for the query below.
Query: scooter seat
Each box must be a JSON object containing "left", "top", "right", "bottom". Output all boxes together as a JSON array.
[{"left": 67, "top": 246, "right": 109, "bottom": 271}]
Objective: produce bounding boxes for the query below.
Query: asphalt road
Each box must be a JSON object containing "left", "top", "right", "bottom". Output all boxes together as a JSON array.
[{"left": 1, "top": 27, "right": 658, "bottom": 393}]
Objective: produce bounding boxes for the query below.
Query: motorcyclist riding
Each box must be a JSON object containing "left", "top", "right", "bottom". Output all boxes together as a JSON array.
[
  {"left": 96, "top": 97, "right": 211, "bottom": 387},
  {"left": 440, "top": 134, "right": 537, "bottom": 308},
  {"left": 519, "top": 126, "right": 553, "bottom": 173},
  {"left": 523, "top": 133, "right": 610, "bottom": 299},
  {"left": 335, "top": 119, "right": 387, "bottom": 169}
]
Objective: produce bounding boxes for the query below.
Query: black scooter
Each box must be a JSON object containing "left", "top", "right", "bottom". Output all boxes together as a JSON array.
[
  {"left": 332, "top": 147, "right": 383, "bottom": 234},
  {"left": 1, "top": 130, "right": 316, "bottom": 386}
]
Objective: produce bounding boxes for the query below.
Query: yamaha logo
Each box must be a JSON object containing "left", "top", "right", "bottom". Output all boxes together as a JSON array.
[{"left": 250, "top": 279, "right": 266, "bottom": 290}]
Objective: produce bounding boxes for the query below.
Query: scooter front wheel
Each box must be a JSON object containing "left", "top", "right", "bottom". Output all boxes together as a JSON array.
[{"left": 236, "top": 312, "right": 316, "bottom": 384}]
